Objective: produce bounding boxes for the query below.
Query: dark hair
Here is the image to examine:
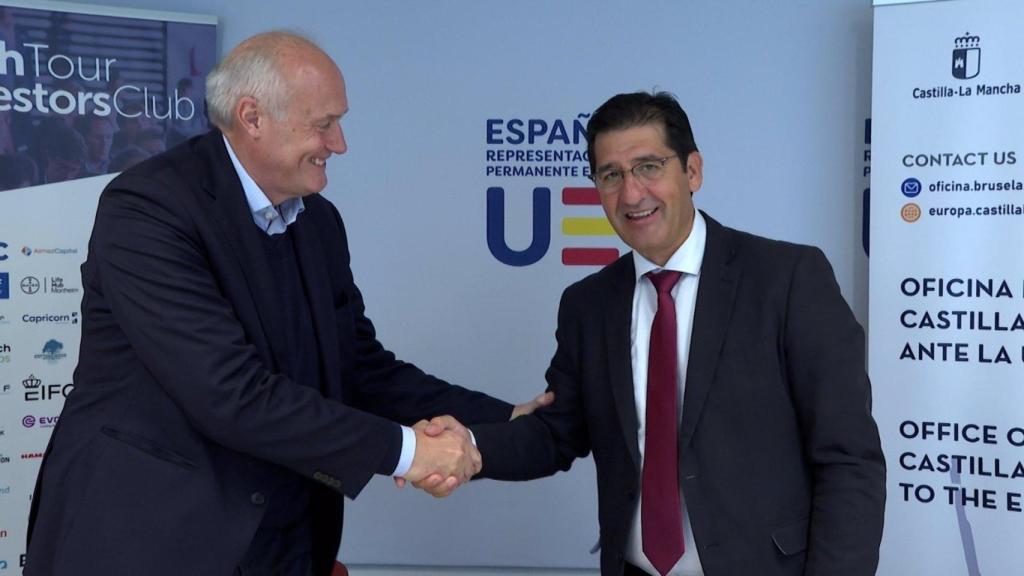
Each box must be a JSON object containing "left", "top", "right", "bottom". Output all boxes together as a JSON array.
[
  {"left": 109, "top": 146, "right": 150, "bottom": 173},
  {"left": 135, "top": 128, "right": 164, "bottom": 144},
  {"left": 34, "top": 119, "right": 87, "bottom": 162},
  {"left": 74, "top": 114, "right": 113, "bottom": 137},
  {"left": 0, "top": 153, "right": 38, "bottom": 191},
  {"left": 586, "top": 91, "right": 698, "bottom": 174}
]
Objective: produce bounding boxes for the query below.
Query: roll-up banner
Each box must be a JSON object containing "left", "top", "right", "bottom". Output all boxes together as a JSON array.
[
  {"left": 0, "top": 1, "right": 216, "bottom": 569},
  {"left": 871, "top": 0, "right": 1024, "bottom": 573}
]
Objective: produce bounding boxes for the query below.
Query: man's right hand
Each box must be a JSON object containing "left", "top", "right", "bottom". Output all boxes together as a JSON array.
[{"left": 400, "top": 419, "right": 480, "bottom": 497}]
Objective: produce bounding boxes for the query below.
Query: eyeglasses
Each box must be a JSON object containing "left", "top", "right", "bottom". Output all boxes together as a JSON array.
[{"left": 590, "top": 155, "right": 678, "bottom": 193}]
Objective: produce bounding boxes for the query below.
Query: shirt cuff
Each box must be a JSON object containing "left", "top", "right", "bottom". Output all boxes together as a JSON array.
[{"left": 392, "top": 425, "right": 416, "bottom": 477}]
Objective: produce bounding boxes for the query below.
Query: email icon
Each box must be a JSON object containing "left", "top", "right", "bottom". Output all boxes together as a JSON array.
[{"left": 901, "top": 177, "right": 922, "bottom": 198}]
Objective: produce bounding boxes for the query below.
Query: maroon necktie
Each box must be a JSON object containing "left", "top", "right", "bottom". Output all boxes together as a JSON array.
[{"left": 642, "top": 270, "right": 684, "bottom": 576}]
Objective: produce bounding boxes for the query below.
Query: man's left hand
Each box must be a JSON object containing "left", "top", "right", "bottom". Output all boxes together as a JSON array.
[{"left": 511, "top": 391, "right": 554, "bottom": 420}]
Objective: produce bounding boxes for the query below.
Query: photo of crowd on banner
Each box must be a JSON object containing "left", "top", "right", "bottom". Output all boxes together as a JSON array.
[{"left": 0, "top": 6, "right": 215, "bottom": 192}]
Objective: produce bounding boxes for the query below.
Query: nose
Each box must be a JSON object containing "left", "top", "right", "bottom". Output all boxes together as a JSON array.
[
  {"left": 619, "top": 171, "right": 646, "bottom": 205},
  {"left": 326, "top": 121, "right": 347, "bottom": 155}
]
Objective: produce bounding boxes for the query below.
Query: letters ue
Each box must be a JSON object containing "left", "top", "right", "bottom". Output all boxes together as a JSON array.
[{"left": 487, "top": 186, "right": 619, "bottom": 267}]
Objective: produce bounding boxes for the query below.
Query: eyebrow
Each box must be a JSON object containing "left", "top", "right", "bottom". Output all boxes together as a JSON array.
[
  {"left": 319, "top": 106, "right": 349, "bottom": 121},
  {"left": 311, "top": 112, "right": 345, "bottom": 126},
  {"left": 595, "top": 153, "right": 665, "bottom": 174}
]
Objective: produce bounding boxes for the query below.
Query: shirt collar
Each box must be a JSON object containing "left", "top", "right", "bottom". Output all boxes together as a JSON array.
[
  {"left": 222, "top": 134, "right": 304, "bottom": 234},
  {"left": 633, "top": 209, "right": 707, "bottom": 282}
]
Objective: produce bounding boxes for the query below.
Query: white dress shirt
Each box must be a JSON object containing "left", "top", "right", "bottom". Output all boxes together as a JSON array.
[{"left": 624, "top": 210, "right": 706, "bottom": 576}]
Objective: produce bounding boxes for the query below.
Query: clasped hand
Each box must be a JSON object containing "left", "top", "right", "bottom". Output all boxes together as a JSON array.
[
  {"left": 395, "top": 390, "right": 554, "bottom": 498},
  {"left": 397, "top": 416, "right": 477, "bottom": 498}
]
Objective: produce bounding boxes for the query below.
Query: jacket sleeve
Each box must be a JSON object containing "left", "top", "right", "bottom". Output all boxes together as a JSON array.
[
  {"left": 92, "top": 174, "right": 399, "bottom": 499},
  {"left": 784, "top": 247, "right": 886, "bottom": 575},
  {"left": 473, "top": 286, "right": 591, "bottom": 480}
]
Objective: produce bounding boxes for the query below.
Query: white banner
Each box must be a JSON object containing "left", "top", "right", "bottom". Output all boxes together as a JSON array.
[
  {"left": 871, "top": 0, "right": 1024, "bottom": 574},
  {"left": 0, "top": 2, "right": 215, "bottom": 571}
]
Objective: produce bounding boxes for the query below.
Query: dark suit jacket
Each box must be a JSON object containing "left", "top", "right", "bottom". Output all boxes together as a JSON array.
[
  {"left": 25, "top": 130, "right": 512, "bottom": 576},
  {"left": 474, "top": 214, "right": 885, "bottom": 576}
]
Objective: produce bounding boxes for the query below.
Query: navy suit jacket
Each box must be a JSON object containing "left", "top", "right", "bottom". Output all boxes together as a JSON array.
[
  {"left": 473, "top": 214, "right": 885, "bottom": 576},
  {"left": 26, "top": 130, "right": 512, "bottom": 576}
]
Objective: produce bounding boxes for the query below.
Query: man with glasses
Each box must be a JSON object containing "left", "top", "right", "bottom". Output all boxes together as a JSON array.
[{"left": 433, "top": 92, "right": 885, "bottom": 576}]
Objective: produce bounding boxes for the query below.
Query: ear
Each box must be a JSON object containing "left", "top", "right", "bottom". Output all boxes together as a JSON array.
[
  {"left": 236, "top": 96, "right": 262, "bottom": 137},
  {"left": 685, "top": 151, "right": 704, "bottom": 194}
]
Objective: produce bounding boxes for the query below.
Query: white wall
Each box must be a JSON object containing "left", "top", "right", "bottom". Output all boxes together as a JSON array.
[{"left": 41, "top": 0, "right": 874, "bottom": 571}]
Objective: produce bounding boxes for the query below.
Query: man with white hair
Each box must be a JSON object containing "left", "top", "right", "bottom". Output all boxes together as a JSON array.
[{"left": 25, "top": 31, "right": 549, "bottom": 576}]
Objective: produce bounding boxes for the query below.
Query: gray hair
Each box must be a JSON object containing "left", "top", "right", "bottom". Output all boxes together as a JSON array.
[{"left": 205, "top": 31, "right": 320, "bottom": 130}]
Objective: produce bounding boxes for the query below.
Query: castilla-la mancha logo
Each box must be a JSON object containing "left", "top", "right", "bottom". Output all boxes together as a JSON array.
[{"left": 952, "top": 33, "right": 980, "bottom": 80}]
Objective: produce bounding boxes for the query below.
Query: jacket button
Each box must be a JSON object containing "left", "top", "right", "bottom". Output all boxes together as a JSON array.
[{"left": 251, "top": 492, "right": 266, "bottom": 506}]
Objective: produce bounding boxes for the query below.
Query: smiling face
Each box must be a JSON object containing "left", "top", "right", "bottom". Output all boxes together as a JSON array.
[
  {"left": 232, "top": 46, "right": 348, "bottom": 205},
  {"left": 594, "top": 122, "right": 703, "bottom": 266}
]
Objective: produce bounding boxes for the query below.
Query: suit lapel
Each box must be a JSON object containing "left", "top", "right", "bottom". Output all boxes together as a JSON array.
[
  {"left": 199, "top": 131, "right": 280, "bottom": 368},
  {"left": 290, "top": 211, "right": 342, "bottom": 395},
  {"left": 197, "top": 132, "right": 342, "bottom": 395},
  {"left": 679, "top": 213, "right": 740, "bottom": 457},
  {"left": 604, "top": 253, "right": 642, "bottom": 470}
]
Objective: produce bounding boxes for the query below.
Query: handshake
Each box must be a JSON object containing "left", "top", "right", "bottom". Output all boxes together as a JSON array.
[{"left": 395, "top": 391, "right": 553, "bottom": 498}]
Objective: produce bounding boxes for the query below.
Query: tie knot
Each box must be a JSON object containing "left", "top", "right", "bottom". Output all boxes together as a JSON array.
[{"left": 646, "top": 270, "right": 683, "bottom": 295}]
